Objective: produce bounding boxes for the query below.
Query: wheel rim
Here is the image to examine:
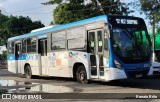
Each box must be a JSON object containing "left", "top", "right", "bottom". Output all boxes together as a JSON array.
[
  {"left": 79, "top": 70, "right": 86, "bottom": 82},
  {"left": 27, "top": 70, "right": 30, "bottom": 78},
  {"left": 25, "top": 66, "right": 31, "bottom": 78},
  {"left": 28, "top": 69, "right": 31, "bottom": 77},
  {"left": 25, "top": 69, "right": 28, "bottom": 77}
]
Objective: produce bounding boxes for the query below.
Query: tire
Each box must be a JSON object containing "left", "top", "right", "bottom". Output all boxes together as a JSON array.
[
  {"left": 24, "top": 65, "right": 32, "bottom": 79},
  {"left": 76, "top": 66, "right": 88, "bottom": 84}
]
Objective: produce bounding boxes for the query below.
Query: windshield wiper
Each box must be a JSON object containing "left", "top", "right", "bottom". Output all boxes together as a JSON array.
[
  {"left": 123, "top": 28, "right": 132, "bottom": 39},
  {"left": 119, "top": 27, "right": 132, "bottom": 39}
]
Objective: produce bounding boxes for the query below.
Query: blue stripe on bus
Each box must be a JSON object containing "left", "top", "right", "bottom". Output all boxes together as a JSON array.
[
  {"left": 8, "top": 15, "right": 108, "bottom": 42},
  {"left": 38, "top": 34, "right": 47, "bottom": 39},
  {"left": 7, "top": 54, "right": 38, "bottom": 60},
  {"left": 7, "top": 55, "right": 16, "bottom": 60}
]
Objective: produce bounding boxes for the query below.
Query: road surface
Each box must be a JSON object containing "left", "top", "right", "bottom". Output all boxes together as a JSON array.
[{"left": 0, "top": 68, "right": 160, "bottom": 102}]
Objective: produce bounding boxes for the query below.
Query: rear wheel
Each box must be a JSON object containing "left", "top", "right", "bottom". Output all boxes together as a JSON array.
[
  {"left": 24, "top": 65, "right": 32, "bottom": 79},
  {"left": 76, "top": 66, "right": 88, "bottom": 84}
]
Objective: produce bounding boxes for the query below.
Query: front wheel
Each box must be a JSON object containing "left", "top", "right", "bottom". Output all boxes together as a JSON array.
[
  {"left": 24, "top": 65, "right": 32, "bottom": 79},
  {"left": 76, "top": 66, "right": 88, "bottom": 84}
]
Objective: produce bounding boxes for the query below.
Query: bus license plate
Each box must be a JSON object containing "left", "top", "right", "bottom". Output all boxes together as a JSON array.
[{"left": 136, "top": 74, "right": 142, "bottom": 78}]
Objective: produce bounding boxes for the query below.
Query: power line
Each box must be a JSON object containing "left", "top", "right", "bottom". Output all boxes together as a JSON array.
[
  {"left": 3, "top": 5, "right": 116, "bottom": 14},
  {"left": 10, "top": 6, "right": 49, "bottom": 13},
  {"left": 1, "top": 0, "right": 123, "bottom": 15},
  {"left": 0, "top": 10, "right": 102, "bottom": 32},
  {"left": 2, "top": 5, "right": 54, "bottom": 14},
  {"left": 0, "top": 1, "right": 121, "bottom": 31},
  {"left": 94, "top": 0, "right": 105, "bottom": 15},
  {"left": 0, "top": 5, "right": 118, "bottom": 31},
  {"left": 0, "top": 24, "right": 43, "bottom": 31},
  {"left": 2, "top": 2, "right": 117, "bottom": 15},
  {"left": 3, "top": 11, "right": 53, "bottom": 14}
]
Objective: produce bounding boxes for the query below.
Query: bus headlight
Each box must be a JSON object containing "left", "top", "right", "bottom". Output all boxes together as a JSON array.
[
  {"left": 150, "top": 62, "right": 152, "bottom": 67},
  {"left": 114, "top": 59, "right": 122, "bottom": 69},
  {"left": 144, "top": 63, "right": 151, "bottom": 68}
]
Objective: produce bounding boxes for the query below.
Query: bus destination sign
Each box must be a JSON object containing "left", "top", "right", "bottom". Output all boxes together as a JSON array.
[{"left": 116, "top": 19, "right": 138, "bottom": 25}]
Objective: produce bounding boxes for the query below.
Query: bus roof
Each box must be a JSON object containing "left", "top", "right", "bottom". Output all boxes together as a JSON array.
[{"left": 8, "top": 15, "right": 108, "bottom": 42}]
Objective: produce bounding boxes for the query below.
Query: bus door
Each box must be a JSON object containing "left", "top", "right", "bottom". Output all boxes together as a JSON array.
[
  {"left": 88, "top": 29, "right": 104, "bottom": 79},
  {"left": 39, "top": 39, "right": 48, "bottom": 75},
  {"left": 15, "top": 43, "right": 22, "bottom": 74}
]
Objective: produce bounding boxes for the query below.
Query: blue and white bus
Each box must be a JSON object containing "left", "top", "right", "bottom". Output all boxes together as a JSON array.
[{"left": 7, "top": 15, "right": 152, "bottom": 83}]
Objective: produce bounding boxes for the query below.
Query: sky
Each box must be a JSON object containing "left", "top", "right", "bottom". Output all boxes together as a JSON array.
[
  {"left": 0, "top": 0, "right": 57, "bottom": 26},
  {"left": 0, "top": 0, "right": 150, "bottom": 29}
]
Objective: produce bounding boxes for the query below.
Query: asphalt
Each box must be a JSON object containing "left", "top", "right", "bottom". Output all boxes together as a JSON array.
[{"left": 0, "top": 68, "right": 160, "bottom": 102}]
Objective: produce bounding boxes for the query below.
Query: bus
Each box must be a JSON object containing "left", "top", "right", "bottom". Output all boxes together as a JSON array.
[{"left": 7, "top": 15, "right": 152, "bottom": 83}]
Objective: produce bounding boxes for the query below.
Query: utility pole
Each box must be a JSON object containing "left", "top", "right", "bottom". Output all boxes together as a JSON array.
[
  {"left": 93, "top": 0, "right": 105, "bottom": 15},
  {"left": 152, "top": 15, "right": 156, "bottom": 62}
]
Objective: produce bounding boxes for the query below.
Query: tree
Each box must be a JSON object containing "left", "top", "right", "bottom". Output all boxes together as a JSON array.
[
  {"left": 1, "top": 51, "right": 7, "bottom": 60},
  {"left": 0, "top": 12, "right": 9, "bottom": 45},
  {"left": 130, "top": 0, "right": 160, "bottom": 61},
  {"left": 157, "top": 28, "right": 160, "bottom": 33},
  {"left": 53, "top": 2, "right": 86, "bottom": 24},
  {"left": 140, "top": 0, "right": 159, "bottom": 23},
  {"left": 0, "top": 11, "right": 9, "bottom": 25},
  {"left": 0, "top": 12, "right": 45, "bottom": 45},
  {"left": 140, "top": 0, "right": 160, "bottom": 61},
  {"left": 43, "top": 0, "right": 132, "bottom": 24}
]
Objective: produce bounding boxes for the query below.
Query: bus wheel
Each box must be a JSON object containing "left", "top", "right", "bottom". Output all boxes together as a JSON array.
[
  {"left": 76, "top": 66, "right": 88, "bottom": 84},
  {"left": 24, "top": 65, "right": 32, "bottom": 79}
]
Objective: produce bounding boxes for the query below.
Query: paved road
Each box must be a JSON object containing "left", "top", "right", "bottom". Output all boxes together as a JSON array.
[{"left": 0, "top": 69, "right": 160, "bottom": 102}]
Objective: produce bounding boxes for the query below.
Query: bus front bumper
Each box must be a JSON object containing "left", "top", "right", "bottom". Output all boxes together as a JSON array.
[{"left": 105, "top": 67, "right": 150, "bottom": 80}]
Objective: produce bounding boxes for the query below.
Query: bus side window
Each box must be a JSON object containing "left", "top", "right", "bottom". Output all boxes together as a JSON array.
[
  {"left": 15, "top": 43, "right": 21, "bottom": 58},
  {"left": 22, "top": 39, "right": 27, "bottom": 53},
  {"left": 88, "top": 32, "right": 95, "bottom": 53},
  {"left": 40, "top": 40, "right": 45, "bottom": 56},
  {"left": 104, "top": 30, "right": 108, "bottom": 50},
  {"left": 51, "top": 31, "right": 66, "bottom": 50},
  {"left": 8, "top": 42, "right": 14, "bottom": 55},
  {"left": 97, "top": 30, "right": 102, "bottom": 52},
  {"left": 26, "top": 37, "right": 37, "bottom": 53},
  {"left": 104, "top": 29, "right": 109, "bottom": 58}
]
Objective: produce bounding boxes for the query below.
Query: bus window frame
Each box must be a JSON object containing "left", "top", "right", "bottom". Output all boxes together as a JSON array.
[
  {"left": 22, "top": 38, "right": 27, "bottom": 54},
  {"left": 8, "top": 41, "right": 15, "bottom": 55},
  {"left": 15, "top": 40, "right": 22, "bottom": 58},
  {"left": 23, "top": 36, "right": 38, "bottom": 54},
  {"left": 66, "top": 26, "right": 87, "bottom": 50},
  {"left": 51, "top": 30, "right": 67, "bottom": 51}
]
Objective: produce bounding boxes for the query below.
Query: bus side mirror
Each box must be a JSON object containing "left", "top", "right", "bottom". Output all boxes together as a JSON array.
[{"left": 108, "top": 23, "right": 112, "bottom": 30}]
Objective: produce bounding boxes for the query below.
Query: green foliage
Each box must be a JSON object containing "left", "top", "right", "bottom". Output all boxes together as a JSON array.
[
  {"left": 42, "top": 0, "right": 63, "bottom": 5},
  {"left": 138, "top": 0, "right": 160, "bottom": 52},
  {"left": 157, "top": 28, "right": 160, "bottom": 33},
  {"left": 54, "top": 3, "right": 86, "bottom": 24},
  {"left": 140, "top": 0, "right": 160, "bottom": 28},
  {"left": 1, "top": 51, "right": 7, "bottom": 60},
  {"left": 0, "top": 12, "right": 45, "bottom": 45},
  {"left": 130, "top": 0, "right": 160, "bottom": 27},
  {"left": 43, "top": 0, "right": 132, "bottom": 24}
]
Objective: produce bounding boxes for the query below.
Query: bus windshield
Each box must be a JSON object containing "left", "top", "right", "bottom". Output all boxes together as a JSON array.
[{"left": 111, "top": 27, "right": 151, "bottom": 63}]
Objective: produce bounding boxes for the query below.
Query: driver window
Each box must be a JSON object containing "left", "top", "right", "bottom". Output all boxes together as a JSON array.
[
  {"left": 88, "top": 32, "right": 95, "bottom": 53},
  {"left": 97, "top": 30, "right": 102, "bottom": 52}
]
